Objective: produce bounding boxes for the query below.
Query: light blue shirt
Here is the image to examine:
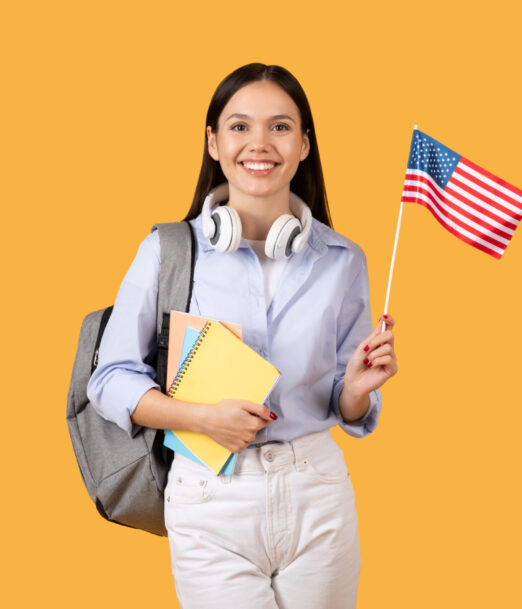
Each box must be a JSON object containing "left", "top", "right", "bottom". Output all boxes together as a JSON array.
[{"left": 87, "top": 211, "right": 382, "bottom": 444}]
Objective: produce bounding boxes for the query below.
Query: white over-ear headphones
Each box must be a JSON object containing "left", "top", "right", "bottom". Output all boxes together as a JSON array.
[{"left": 201, "top": 182, "right": 313, "bottom": 260}]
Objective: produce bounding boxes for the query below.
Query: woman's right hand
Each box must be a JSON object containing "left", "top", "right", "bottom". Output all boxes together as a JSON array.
[{"left": 195, "top": 399, "right": 277, "bottom": 453}]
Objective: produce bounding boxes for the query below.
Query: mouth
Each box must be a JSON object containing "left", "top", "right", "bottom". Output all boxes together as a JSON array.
[{"left": 239, "top": 161, "right": 280, "bottom": 176}]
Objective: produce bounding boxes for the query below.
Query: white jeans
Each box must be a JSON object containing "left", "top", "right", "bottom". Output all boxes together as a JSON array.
[{"left": 164, "top": 428, "right": 361, "bottom": 609}]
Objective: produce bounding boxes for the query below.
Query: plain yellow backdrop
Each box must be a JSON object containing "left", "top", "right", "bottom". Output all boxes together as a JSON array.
[{"left": 2, "top": 1, "right": 521, "bottom": 607}]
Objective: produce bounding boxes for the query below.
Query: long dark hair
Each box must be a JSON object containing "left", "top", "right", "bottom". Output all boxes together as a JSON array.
[{"left": 182, "top": 63, "right": 333, "bottom": 228}]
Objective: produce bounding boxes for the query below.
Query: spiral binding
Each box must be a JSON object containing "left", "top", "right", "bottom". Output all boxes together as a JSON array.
[{"left": 167, "top": 320, "right": 212, "bottom": 398}]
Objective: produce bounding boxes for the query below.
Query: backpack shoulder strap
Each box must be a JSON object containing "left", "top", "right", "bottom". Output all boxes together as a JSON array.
[
  {"left": 151, "top": 221, "right": 196, "bottom": 394},
  {"left": 152, "top": 221, "right": 196, "bottom": 337}
]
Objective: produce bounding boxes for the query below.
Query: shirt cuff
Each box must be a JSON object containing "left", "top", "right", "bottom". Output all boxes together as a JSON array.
[
  {"left": 89, "top": 371, "right": 160, "bottom": 439},
  {"left": 330, "top": 381, "right": 382, "bottom": 439},
  {"left": 126, "top": 377, "right": 162, "bottom": 439}
]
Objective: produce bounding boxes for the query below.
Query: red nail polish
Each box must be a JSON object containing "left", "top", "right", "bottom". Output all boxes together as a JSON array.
[
  {"left": 368, "top": 362, "right": 373, "bottom": 368},
  {"left": 363, "top": 358, "right": 369, "bottom": 365},
  {"left": 364, "top": 345, "right": 370, "bottom": 352},
  {"left": 269, "top": 412, "right": 278, "bottom": 420},
  {"left": 383, "top": 315, "right": 388, "bottom": 319}
]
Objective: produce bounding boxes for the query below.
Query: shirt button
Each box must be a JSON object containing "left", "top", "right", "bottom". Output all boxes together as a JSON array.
[{"left": 264, "top": 451, "right": 274, "bottom": 462}]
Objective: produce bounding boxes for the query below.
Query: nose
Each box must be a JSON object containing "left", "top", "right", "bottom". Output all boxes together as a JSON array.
[{"left": 248, "top": 125, "right": 270, "bottom": 151}]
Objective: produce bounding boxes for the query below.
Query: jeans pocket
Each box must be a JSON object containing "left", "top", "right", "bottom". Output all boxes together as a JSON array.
[
  {"left": 165, "top": 456, "right": 217, "bottom": 505},
  {"left": 304, "top": 441, "right": 349, "bottom": 484}
]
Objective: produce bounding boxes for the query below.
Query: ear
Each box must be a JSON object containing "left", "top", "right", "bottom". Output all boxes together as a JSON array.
[
  {"left": 300, "top": 129, "right": 311, "bottom": 162},
  {"left": 207, "top": 126, "right": 219, "bottom": 161}
]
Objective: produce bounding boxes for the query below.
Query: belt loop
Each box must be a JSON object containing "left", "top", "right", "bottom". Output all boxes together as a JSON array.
[
  {"left": 290, "top": 436, "right": 305, "bottom": 472},
  {"left": 219, "top": 473, "right": 232, "bottom": 484}
]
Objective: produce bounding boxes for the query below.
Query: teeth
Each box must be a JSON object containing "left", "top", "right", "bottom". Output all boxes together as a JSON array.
[{"left": 242, "top": 162, "right": 276, "bottom": 170}]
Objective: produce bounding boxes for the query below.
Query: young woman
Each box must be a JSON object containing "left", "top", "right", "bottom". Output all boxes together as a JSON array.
[{"left": 87, "top": 63, "right": 398, "bottom": 609}]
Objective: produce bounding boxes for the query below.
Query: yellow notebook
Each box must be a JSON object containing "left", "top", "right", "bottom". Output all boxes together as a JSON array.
[{"left": 168, "top": 319, "right": 281, "bottom": 474}]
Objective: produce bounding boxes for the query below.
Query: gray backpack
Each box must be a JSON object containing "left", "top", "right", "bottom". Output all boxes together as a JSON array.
[{"left": 66, "top": 221, "right": 195, "bottom": 536}]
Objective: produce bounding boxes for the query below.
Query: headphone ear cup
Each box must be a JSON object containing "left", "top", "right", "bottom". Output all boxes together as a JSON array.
[
  {"left": 209, "top": 205, "right": 242, "bottom": 253},
  {"left": 265, "top": 214, "right": 302, "bottom": 260},
  {"left": 202, "top": 183, "right": 230, "bottom": 239}
]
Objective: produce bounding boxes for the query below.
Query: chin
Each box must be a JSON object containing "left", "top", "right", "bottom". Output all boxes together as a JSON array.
[{"left": 232, "top": 181, "right": 280, "bottom": 198}]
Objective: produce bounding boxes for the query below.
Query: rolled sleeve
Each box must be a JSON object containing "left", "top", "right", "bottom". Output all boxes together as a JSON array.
[
  {"left": 329, "top": 252, "right": 383, "bottom": 438},
  {"left": 331, "top": 381, "right": 382, "bottom": 438},
  {"left": 86, "top": 231, "right": 161, "bottom": 438}
]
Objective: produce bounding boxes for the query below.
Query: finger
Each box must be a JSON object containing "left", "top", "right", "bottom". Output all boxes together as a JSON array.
[
  {"left": 360, "top": 314, "right": 396, "bottom": 347},
  {"left": 379, "top": 314, "right": 395, "bottom": 330},
  {"left": 367, "top": 343, "right": 393, "bottom": 363},
  {"left": 242, "top": 401, "right": 277, "bottom": 422},
  {"left": 256, "top": 416, "right": 273, "bottom": 431},
  {"left": 370, "top": 355, "right": 393, "bottom": 368},
  {"left": 362, "top": 329, "right": 394, "bottom": 355},
  {"left": 370, "top": 354, "right": 398, "bottom": 372},
  {"left": 358, "top": 326, "right": 382, "bottom": 353}
]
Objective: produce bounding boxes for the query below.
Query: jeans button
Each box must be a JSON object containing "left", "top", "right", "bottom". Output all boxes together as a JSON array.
[{"left": 265, "top": 451, "right": 274, "bottom": 462}]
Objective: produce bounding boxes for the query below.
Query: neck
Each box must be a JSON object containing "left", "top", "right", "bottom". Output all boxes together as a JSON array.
[{"left": 225, "top": 185, "right": 293, "bottom": 240}]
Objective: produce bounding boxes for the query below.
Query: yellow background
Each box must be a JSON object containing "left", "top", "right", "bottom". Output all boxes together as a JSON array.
[{"left": 2, "top": 1, "right": 521, "bottom": 607}]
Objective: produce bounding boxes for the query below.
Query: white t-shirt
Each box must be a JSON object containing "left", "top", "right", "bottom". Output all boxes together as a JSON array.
[{"left": 244, "top": 238, "right": 289, "bottom": 311}]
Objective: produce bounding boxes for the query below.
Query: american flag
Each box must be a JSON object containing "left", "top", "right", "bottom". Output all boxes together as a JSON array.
[{"left": 401, "top": 129, "right": 522, "bottom": 259}]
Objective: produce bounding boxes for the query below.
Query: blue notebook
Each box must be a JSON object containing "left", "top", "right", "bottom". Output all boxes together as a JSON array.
[{"left": 163, "top": 326, "right": 238, "bottom": 476}]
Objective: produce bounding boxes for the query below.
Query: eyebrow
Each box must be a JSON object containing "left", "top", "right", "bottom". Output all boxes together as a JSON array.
[{"left": 225, "top": 113, "right": 296, "bottom": 123}]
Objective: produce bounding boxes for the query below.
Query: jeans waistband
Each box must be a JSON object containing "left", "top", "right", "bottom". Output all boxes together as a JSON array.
[
  {"left": 233, "top": 428, "right": 336, "bottom": 475},
  {"left": 169, "top": 428, "right": 337, "bottom": 478}
]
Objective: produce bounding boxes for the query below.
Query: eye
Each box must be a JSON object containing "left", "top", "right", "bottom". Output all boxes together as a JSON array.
[
  {"left": 230, "top": 123, "right": 247, "bottom": 131},
  {"left": 273, "top": 123, "right": 290, "bottom": 131}
]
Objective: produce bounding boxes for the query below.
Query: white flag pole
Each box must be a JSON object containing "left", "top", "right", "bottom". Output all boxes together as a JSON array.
[
  {"left": 381, "top": 124, "right": 417, "bottom": 333},
  {"left": 381, "top": 201, "right": 404, "bottom": 332}
]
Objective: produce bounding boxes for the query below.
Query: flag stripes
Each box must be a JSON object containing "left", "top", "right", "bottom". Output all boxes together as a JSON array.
[{"left": 402, "top": 130, "right": 521, "bottom": 258}]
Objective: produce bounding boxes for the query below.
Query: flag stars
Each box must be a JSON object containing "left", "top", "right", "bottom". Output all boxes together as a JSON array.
[{"left": 407, "top": 132, "right": 461, "bottom": 189}]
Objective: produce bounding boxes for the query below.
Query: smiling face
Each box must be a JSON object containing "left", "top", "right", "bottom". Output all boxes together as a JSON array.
[{"left": 206, "top": 80, "right": 310, "bottom": 202}]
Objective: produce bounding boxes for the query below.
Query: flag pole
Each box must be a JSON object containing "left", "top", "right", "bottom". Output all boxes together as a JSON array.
[
  {"left": 381, "top": 202, "right": 404, "bottom": 332},
  {"left": 381, "top": 124, "right": 417, "bottom": 332}
]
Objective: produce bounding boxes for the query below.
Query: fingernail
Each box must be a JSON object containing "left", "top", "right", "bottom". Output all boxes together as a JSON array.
[
  {"left": 363, "top": 358, "right": 369, "bottom": 365},
  {"left": 383, "top": 315, "right": 388, "bottom": 319},
  {"left": 368, "top": 362, "right": 373, "bottom": 367},
  {"left": 269, "top": 412, "right": 278, "bottom": 420},
  {"left": 364, "top": 345, "right": 370, "bottom": 352}
]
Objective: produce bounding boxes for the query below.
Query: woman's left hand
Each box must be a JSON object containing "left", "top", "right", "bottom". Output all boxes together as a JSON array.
[{"left": 343, "top": 314, "right": 398, "bottom": 397}]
